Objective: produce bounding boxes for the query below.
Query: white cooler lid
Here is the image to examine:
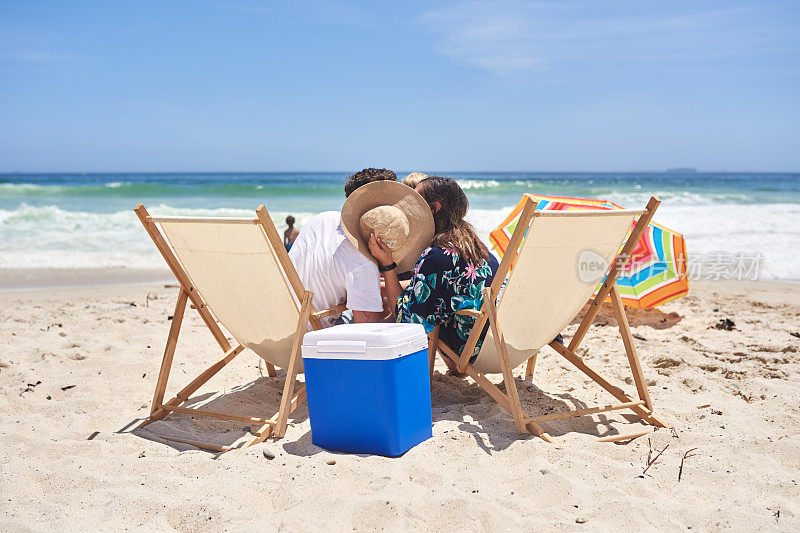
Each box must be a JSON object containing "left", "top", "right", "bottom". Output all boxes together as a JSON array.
[{"left": 301, "top": 323, "right": 428, "bottom": 360}]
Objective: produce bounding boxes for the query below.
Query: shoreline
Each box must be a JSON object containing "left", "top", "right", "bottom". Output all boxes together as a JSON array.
[
  {"left": 0, "top": 267, "right": 800, "bottom": 292},
  {"left": 1, "top": 265, "right": 798, "bottom": 296},
  {"left": 0, "top": 267, "right": 172, "bottom": 292}
]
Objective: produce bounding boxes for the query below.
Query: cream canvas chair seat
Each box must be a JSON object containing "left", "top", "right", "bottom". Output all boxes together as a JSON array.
[
  {"left": 428, "top": 196, "right": 668, "bottom": 442},
  {"left": 134, "top": 204, "right": 344, "bottom": 452}
]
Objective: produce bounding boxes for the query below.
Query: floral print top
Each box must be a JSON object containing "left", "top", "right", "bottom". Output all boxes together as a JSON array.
[{"left": 395, "top": 246, "right": 499, "bottom": 363}]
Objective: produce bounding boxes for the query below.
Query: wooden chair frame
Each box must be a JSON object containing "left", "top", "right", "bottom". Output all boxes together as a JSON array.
[
  {"left": 428, "top": 196, "right": 668, "bottom": 443},
  {"left": 134, "top": 204, "right": 345, "bottom": 452}
]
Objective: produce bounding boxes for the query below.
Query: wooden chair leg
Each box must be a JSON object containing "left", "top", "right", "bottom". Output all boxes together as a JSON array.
[
  {"left": 146, "top": 289, "right": 188, "bottom": 423},
  {"left": 264, "top": 362, "right": 277, "bottom": 378},
  {"left": 428, "top": 327, "right": 440, "bottom": 381},
  {"left": 524, "top": 352, "right": 538, "bottom": 378},
  {"left": 483, "top": 288, "right": 527, "bottom": 434},
  {"left": 437, "top": 341, "right": 469, "bottom": 377},
  {"left": 248, "top": 386, "right": 306, "bottom": 447},
  {"left": 525, "top": 420, "right": 555, "bottom": 443},
  {"left": 610, "top": 286, "right": 653, "bottom": 410},
  {"left": 274, "top": 292, "right": 314, "bottom": 438}
]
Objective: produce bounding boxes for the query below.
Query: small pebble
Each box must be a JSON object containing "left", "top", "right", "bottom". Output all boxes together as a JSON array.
[
  {"left": 326, "top": 460, "right": 336, "bottom": 465},
  {"left": 262, "top": 449, "right": 275, "bottom": 460},
  {"left": 576, "top": 517, "right": 586, "bottom": 524}
]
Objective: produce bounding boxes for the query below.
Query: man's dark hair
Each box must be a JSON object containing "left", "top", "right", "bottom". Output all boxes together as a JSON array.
[
  {"left": 285, "top": 215, "right": 295, "bottom": 226},
  {"left": 344, "top": 168, "right": 397, "bottom": 197}
]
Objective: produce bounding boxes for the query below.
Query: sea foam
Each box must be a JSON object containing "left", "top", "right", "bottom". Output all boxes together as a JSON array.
[
  {"left": 2, "top": 201, "right": 799, "bottom": 280},
  {"left": 0, "top": 204, "right": 318, "bottom": 270}
]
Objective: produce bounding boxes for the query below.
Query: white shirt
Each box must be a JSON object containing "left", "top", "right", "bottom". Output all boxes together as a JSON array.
[{"left": 289, "top": 211, "right": 383, "bottom": 323}]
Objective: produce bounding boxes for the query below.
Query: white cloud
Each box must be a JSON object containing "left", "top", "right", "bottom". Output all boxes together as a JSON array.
[
  {"left": 420, "top": 1, "right": 789, "bottom": 76},
  {"left": 421, "top": 1, "right": 547, "bottom": 74}
]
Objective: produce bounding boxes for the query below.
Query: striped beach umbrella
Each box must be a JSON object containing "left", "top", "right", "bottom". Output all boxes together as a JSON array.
[{"left": 489, "top": 194, "right": 689, "bottom": 309}]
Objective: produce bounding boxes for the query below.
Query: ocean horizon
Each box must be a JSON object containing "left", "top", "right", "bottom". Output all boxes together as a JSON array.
[{"left": 2, "top": 171, "right": 799, "bottom": 281}]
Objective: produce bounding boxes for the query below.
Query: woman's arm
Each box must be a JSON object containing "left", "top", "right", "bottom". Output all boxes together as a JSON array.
[{"left": 368, "top": 233, "right": 402, "bottom": 321}]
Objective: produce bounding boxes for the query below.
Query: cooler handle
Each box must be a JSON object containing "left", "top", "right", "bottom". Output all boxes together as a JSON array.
[{"left": 315, "top": 340, "right": 367, "bottom": 354}]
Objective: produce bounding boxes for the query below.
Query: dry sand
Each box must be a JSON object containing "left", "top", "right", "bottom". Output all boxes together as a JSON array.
[{"left": 1, "top": 280, "right": 799, "bottom": 531}]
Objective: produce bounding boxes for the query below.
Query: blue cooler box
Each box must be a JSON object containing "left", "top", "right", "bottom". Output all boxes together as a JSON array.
[{"left": 301, "top": 323, "right": 432, "bottom": 456}]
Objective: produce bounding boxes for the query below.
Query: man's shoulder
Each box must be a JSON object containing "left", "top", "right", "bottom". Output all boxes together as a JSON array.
[
  {"left": 296, "top": 211, "right": 342, "bottom": 241},
  {"left": 290, "top": 212, "right": 339, "bottom": 255},
  {"left": 305, "top": 211, "right": 340, "bottom": 228}
]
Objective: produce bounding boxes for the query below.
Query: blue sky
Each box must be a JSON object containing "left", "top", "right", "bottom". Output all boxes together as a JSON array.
[{"left": 1, "top": 0, "right": 798, "bottom": 172}]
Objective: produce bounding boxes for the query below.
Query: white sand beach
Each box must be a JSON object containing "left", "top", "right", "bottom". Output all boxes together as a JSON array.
[{"left": 1, "top": 279, "right": 798, "bottom": 530}]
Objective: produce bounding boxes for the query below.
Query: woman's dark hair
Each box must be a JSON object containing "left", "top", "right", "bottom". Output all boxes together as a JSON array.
[
  {"left": 285, "top": 215, "right": 295, "bottom": 226},
  {"left": 416, "top": 176, "right": 490, "bottom": 265}
]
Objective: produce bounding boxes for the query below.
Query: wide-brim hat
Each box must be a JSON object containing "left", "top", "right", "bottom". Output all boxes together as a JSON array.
[{"left": 341, "top": 180, "right": 434, "bottom": 273}]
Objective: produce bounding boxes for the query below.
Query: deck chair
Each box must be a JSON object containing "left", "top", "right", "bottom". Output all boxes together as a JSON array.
[
  {"left": 134, "top": 204, "right": 344, "bottom": 452},
  {"left": 428, "top": 196, "right": 668, "bottom": 443}
]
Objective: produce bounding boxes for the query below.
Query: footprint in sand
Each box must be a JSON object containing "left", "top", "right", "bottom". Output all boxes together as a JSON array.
[
  {"left": 682, "top": 377, "right": 705, "bottom": 392},
  {"left": 653, "top": 356, "right": 682, "bottom": 369}
]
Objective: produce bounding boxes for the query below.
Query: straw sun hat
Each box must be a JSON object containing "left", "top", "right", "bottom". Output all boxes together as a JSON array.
[{"left": 341, "top": 180, "right": 434, "bottom": 273}]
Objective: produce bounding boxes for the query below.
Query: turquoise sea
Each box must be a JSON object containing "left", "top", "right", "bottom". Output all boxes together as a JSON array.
[{"left": 1, "top": 172, "right": 799, "bottom": 280}]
